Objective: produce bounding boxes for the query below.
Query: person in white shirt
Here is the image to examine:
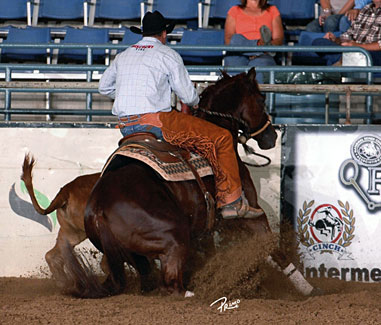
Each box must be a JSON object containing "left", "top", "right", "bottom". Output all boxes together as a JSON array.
[{"left": 99, "top": 11, "right": 263, "bottom": 219}]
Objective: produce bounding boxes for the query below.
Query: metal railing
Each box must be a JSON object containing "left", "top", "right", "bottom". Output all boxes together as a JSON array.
[{"left": 0, "top": 43, "right": 380, "bottom": 123}]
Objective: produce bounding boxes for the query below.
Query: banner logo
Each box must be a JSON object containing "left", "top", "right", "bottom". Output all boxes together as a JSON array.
[
  {"left": 298, "top": 200, "right": 355, "bottom": 260},
  {"left": 339, "top": 135, "right": 381, "bottom": 211}
]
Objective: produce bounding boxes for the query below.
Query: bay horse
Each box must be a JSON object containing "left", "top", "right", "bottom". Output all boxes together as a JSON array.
[{"left": 61, "top": 68, "right": 314, "bottom": 298}]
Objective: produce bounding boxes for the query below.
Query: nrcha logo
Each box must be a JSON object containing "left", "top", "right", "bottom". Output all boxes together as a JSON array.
[{"left": 298, "top": 200, "right": 355, "bottom": 260}]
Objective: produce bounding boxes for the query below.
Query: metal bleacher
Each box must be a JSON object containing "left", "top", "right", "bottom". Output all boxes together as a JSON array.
[{"left": 0, "top": 0, "right": 380, "bottom": 125}]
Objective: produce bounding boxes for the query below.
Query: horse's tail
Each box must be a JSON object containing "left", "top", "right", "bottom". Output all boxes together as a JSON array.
[
  {"left": 21, "top": 153, "right": 68, "bottom": 215},
  {"left": 60, "top": 215, "right": 127, "bottom": 298}
]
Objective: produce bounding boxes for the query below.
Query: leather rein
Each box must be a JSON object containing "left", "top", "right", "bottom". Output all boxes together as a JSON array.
[{"left": 193, "top": 106, "right": 272, "bottom": 167}]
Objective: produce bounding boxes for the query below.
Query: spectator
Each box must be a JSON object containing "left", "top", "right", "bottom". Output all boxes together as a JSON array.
[
  {"left": 312, "top": 0, "right": 381, "bottom": 66},
  {"left": 339, "top": 0, "right": 372, "bottom": 31},
  {"left": 306, "top": 0, "right": 355, "bottom": 33},
  {"left": 224, "top": 0, "right": 284, "bottom": 83}
]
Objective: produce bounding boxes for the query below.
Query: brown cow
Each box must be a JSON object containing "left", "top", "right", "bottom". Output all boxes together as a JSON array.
[{"left": 21, "top": 153, "right": 103, "bottom": 286}]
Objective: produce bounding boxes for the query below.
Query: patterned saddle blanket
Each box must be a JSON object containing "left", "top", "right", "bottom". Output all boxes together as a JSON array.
[{"left": 102, "top": 133, "right": 213, "bottom": 182}]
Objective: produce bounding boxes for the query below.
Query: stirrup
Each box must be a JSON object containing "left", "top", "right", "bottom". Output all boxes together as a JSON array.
[{"left": 220, "top": 198, "right": 264, "bottom": 219}]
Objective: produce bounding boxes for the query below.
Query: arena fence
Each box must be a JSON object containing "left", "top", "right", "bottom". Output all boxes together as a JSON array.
[{"left": 0, "top": 44, "right": 380, "bottom": 123}]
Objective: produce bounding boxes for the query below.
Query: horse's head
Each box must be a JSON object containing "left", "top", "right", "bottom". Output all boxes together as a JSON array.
[{"left": 199, "top": 68, "right": 277, "bottom": 150}]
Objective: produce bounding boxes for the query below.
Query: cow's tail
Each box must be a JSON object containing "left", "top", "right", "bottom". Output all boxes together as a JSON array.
[
  {"left": 60, "top": 214, "right": 127, "bottom": 298},
  {"left": 21, "top": 153, "right": 67, "bottom": 215}
]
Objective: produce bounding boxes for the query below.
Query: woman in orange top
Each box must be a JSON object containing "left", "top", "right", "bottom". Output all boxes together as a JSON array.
[{"left": 224, "top": 0, "right": 284, "bottom": 83}]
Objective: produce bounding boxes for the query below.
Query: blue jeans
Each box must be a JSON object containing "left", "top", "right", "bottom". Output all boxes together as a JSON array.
[
  {"left": 224, "top": 34, "right": 276, "bottom": 83},
  {"left": 119, "top": 116, "right": 163, "bottom": 139},
  {"left": 312, "top": 37, "right": 381, "bottom": 66},
  {"left": 306, "top": 14, "right": 343, "bottom": 33},
  {"left": 339, "top": 16, "right": 351, "bottom": 33}
]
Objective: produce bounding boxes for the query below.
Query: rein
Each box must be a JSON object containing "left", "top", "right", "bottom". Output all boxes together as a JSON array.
[
  {"left": 194, "top": 106, "right": 250, "bottom": 128},
  {"left": 193, "top": 106, "right": 272, "bottom": 167},
  {"left": 241, "top": 142, "right": 271, "bottom": 167}
]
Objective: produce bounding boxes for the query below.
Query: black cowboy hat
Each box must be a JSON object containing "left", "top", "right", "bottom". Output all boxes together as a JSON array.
[{"left": 130, "top": 11, "right": 175, "bottom": 36}]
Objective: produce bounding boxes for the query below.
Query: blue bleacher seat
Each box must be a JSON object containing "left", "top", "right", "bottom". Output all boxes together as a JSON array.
[
  {"left": 269, "top": 0, "right": 317, "bottom": 25},
  {"left": 153, "top": 0, "right": 199, "bottom": 28},
  {"left": 58, "top": 26, "right": 109, "bottom": 63},
  {"left": 0, "top": 0, "right": 28, "bottom": 20},
  {"left": 178, "top": 28, "right": 225, "bottom": 65},
  {"left": 209, "top": 0, "right": 240, "bottom": 20},
  {"left": 115, "top": 28, "right": 142, "bottom": 53},
  {"left": 120, "top": 28, "right": 142, "bottom": 45},
  {"left": 38, "top": 0, "right": 84, "bottom": 20},
  {"left": 1, "top": 26, "right": 51, "bottom": 62},
  {"left": 95, "top": 0, "right": 141, "bottom": 21}
]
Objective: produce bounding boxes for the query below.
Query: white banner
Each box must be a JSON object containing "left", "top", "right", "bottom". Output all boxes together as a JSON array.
[{"left": 283, "top": 126, "right": 381, "bottom": 282}]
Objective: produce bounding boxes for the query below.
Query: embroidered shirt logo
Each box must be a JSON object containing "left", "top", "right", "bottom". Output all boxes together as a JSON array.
[{"left": 132, "top": 45, "right": 154, "bottom": 51}]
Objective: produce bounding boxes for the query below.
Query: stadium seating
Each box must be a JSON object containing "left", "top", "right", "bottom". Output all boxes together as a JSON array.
[
  {"left": 153, "top": 0, "right": 199, "bottom": 19},
  {"left": 152, "top": 0, "right": 200, "bottom": 28},
  {"left": 34, "top": 0, "right": 86, "bottom": 25},
  {"left": 58, "top": 26, "right": 110, "bottom": 63},
  {"left": 120, "top": 28, "right": 142, "bottom": 45},
  {"left": 208, "top": 0, "right": 240, "bottom": 20},
  {"left": 202, "top": 0, "right": 239, "bottom": 27},
  {"left": 1, "top": 26, "right": 51, "bottom": 62},
  {"left": 269, "top": 0, "right": 317, "bottom": 26},
  {"left": 177, "top": 28, "right": 225, "bottom": 65},
  {"left": 94, "top": 0, "right": 141, "bottom": 22},
  {"left": 0, "top": 0, "right": 30, "bottom": 22},
  {"left": 268, "top": 0, "right": 317, "bottom": 44}
]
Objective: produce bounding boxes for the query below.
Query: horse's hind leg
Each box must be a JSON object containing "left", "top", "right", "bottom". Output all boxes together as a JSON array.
[{"left": 159, "top": 244, "right": 187, "bottom": 296}]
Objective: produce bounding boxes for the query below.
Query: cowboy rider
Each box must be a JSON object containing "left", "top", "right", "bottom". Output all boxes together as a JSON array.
[{"left": 98, "top": 10, "right": 263, "bottom": 219}]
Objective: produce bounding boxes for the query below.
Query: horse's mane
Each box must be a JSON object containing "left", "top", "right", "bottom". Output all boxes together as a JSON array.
[{"left": 199, "top": 72, "right": 247, "bottom": 111}]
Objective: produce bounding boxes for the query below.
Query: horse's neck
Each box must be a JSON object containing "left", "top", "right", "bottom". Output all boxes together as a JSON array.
[{"left": 202, "top": 112, "right": 239, "bottom": 140}]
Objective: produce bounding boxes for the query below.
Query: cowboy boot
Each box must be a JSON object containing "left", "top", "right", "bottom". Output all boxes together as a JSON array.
[{"left": 220, "top": 195, "right": 264, "bottom": 219}]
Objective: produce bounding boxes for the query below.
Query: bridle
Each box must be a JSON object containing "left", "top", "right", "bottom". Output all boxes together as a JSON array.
[
  {"left": 192, "top": 106, "right": 272, "bottom": 167},
  {"left": 248, "top": 119, "right": 271, "bottom": 138}
]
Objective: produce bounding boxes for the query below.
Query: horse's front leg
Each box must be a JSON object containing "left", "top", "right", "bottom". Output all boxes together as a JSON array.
[
  {"left": 130, "top": 253, "right": 158, "bottom": 293},
  {"left": 159, "top": 243, "right": 191, "bottom": 297},
  {"left": 238, "top": 161, "right": 271, "bottom": 235},
  {"left": 238, "top": 162, "right": 318, "bottom": 296}
]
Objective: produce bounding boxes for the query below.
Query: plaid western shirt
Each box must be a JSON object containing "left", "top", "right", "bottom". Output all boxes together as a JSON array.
[
  {"left": 99, "top": 37, "right": 199, "bottom": 117},
  {"left": 340, "top": 3, "right": 381, "bottom": 48}
]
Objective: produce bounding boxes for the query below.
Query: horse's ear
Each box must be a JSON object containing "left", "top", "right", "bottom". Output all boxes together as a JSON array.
[
  {"left": 221, "top": 70, "right": 231, "bottom": 79},
  {"left": 247, "top": 67, "right": 257, "bottom": 83}
]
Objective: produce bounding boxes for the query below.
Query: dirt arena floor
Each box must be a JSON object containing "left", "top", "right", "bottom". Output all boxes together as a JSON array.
[{"left": 1, "top": 233, "right": 381, "bottom": 325}]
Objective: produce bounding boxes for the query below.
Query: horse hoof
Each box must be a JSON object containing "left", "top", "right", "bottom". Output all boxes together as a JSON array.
[{"left": 184, "top": 290, "right": 195, "bottom": 298}]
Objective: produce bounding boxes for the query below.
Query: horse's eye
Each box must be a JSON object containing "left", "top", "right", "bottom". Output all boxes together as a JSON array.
[{"left": 257, "top": 95, "right": 265, "bottom": 105}]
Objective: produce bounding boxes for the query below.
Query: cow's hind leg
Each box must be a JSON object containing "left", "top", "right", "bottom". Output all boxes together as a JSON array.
[{"left": 46, "top": 227, "right": 86, "bottom": 288}]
